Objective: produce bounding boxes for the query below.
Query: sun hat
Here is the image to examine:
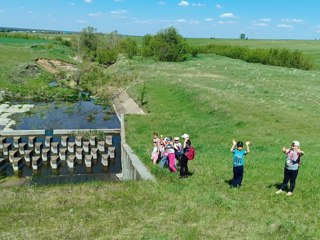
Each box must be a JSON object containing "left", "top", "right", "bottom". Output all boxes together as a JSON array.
[
  {"left": 181, "top": 133, "right": 189, "bottom": 139},
  {"left": 292, "top": 140, "right": 300, "bottom": 147},
  {"left": 174, "top": 137, "right": 179, "bottom": 141}
]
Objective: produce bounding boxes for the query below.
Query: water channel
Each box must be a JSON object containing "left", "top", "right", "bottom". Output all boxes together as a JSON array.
[{"left": 0, "top": 100, "right": 121, "bottom": 185}]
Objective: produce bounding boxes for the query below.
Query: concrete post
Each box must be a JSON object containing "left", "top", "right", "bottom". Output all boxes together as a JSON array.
[
  {"left": 59, "top": 147, "right": 67, "bottom": 161},
  {"left": 108, "top": 146, "right": 116, "bottom": 159},
  {"left": 24, "top": 149, "right": 33, "bottom": 163},
  {"left": 97, "top": 141, "right": 105, "bottom": 153},
  {"left": 42, "top": 148, "right": 50, "bottom": 162},
  {"left": 101, "top": 153, "right": 109, "bottom": 167},
  {"left": 9, "top": 150, "right": 19, "bottom": 163},
  {"left": 13, "top": 157, "right": 23, "bottom": 171},
  {"left": 13, "top": 137, "right": 21, "bottom": 148},
  {"left": 51, "top": 142, "right": 59, "bottom": 154},
  {"left": 91, "top": 147, "right": 98, "bottom": 160},
  {"left": 89, "top": 136, "right": 96, "bottom": 147},
  {"left": 67, "top": 154, "right": 75, "bottom": 168},
  {"left": 18, "top": 143, "right": 27, "bottom": 155},
  {"left": 0, "top": 137, "right": 6, "bottom": 149},
  {"left": 68, "top": 142, "right": 75, "bottom": 153},
  {"left": 75, "top": 136, "right": 82, "bottom": 147},
  {"left": 85, "top": 154, "right": 92, "bottom": 168},
  {"left": 3, "top": 143, "right": 12, "bottom": 156},
  {"left": 35, "top": 142, "right": 43, "bottom": 155},
  {"left": 105, "top": 135, "right": 112, "bottom": 146},
  {"left": 83, "top": 141, "right": 90, "bottom": 153},
  {"left": 28, "top": 136, "right": 36, "bottom": 148},
  {"left": 50, "top": 155, "right": 60, "bottom": 169},
  {"left": 61, "top": 136, "right": 68, "bottom": 147},
  {"left": 76, "top": 148, "right": 83, "bottom": 160},
  {"left": 32, "top": 155, "right": 42, "bottom": 170},
  {"left": 45, "top": 136, "right": 52, "bottom": 148}
]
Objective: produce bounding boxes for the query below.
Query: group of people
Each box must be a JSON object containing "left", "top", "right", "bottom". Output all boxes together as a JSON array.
[
  {"left": 230, "top": 139, "right": 304, "bottom": 196},
  {"left": 151, "top": 132, "right": 192, "bottom": 178},
  {"left": 151, "top": 133, "right": 305, "bottom": 195}
]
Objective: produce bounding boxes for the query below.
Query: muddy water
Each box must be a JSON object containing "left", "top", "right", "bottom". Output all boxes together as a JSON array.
[
  {"left": 12, "top": 100, "right": 119, "bottom": 130},
  {"left": 0, "top": 100, "right": 122, "bottom": 185}
]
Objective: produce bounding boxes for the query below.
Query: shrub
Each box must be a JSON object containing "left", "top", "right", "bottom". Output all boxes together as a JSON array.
[{"left": 141, "top": 27, "right": 188, "bottom": 62}]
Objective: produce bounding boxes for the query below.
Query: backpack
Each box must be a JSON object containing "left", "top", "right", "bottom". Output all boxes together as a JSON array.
[{"left": 186, "top": 146, "right": 195, "bottom": 160}]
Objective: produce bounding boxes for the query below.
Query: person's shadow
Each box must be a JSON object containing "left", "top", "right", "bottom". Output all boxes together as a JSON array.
[
  {"left": 267, "top": 183, "right": 286, "bottom": 190},
  {"left": 225, "top": 179, "right": 233, "bottom": 187}
]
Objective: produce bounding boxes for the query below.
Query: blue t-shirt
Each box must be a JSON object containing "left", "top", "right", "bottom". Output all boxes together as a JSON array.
[{"left": 233, "top": 149, "right": 246, "bottom": 167}]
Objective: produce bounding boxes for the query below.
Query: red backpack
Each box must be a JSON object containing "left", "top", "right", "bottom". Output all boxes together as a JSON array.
[{"left": 186, "top": 146, "right": 195, "bottom": 160}]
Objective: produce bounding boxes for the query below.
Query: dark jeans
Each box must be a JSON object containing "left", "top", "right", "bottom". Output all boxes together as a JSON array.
[
  {"left": 280, "top": 168, "right": 299, "bottom": 192},
  {"left": 179, "top": 154, "right": 189, "bottom": 177},
  {"left": 233, "top": 166, "right": 244, "bottom": 187}
]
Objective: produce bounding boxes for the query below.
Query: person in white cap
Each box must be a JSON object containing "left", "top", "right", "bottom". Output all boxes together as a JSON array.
[
  {"left": 179, "top": 133, "right": 192, "bottom": 178},
  {"left": 276, "top": 141, "right": 304, "bottom": 196}
]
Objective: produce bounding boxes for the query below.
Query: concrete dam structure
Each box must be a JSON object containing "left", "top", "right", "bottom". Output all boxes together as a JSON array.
[{"left": 0, "top": 115, "right": 155, "bottom": 182}]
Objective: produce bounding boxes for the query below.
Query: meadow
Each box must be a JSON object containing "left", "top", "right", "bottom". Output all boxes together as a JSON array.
[{"left": 0, "top": 37, "right": 320, "bottom": 239}]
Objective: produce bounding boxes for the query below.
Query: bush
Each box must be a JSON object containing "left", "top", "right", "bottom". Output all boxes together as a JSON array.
[
  {"left": 141, "top": 27, "right": 188, "bottom": 62},
  {"left": 197, "top": 44, "right": 313, "bottom": 70}
]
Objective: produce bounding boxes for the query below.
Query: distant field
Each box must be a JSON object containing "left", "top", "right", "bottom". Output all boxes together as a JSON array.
[
  {"left": 0, "top": 37, "right": 54, "bottom": 44},
  {"left": 186, "top": 38, "right": 320, "bottom": 70}
]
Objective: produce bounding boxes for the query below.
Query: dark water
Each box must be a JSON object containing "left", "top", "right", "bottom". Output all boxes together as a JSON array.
[
  {"left": 1, "top": 100, "right": 122, "bottom": 185},
  {"left": 12, "top": 101, "right": 120, "bottom": 130}
]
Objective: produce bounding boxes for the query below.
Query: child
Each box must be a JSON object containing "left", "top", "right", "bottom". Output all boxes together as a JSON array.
[
  {"left": 276, "top": 141, "right": 304, "bottom": 196},
  {"left": 173, "top": 137, "right": 182, "bottom": 159},
  {"left": 150, "top": 132, "right": 160, "bottom": 164},
  {"left": 230, "top": 139, "right": 250, "bottom": 188},
  {"left": 167, "top": 144, "right": 177, "bottom": 173}
]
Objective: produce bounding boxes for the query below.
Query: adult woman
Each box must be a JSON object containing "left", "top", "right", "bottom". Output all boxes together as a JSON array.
[{"left": 180, "top": 133, "right": 191, "bottom": 178}]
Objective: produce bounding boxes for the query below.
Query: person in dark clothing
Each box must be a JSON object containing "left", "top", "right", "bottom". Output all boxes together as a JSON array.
[{"left": 180, "top": 133, "right": 192, "bottom": 178}]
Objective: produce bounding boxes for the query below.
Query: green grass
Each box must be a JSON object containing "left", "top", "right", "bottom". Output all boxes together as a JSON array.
[
  {"left": 0, "top": 37, "right": 77, "bottom": 101},
  {"left": 1, "top": 41, "right": 320, "bottom": 239}
]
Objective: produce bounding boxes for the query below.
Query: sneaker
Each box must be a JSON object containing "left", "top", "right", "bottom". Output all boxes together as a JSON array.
[
  {"left": 287, "top": 192, "right": 293, "bottom": 196},
  {"left": 276, "top": 189, "right": 283, "bottom": 194}
]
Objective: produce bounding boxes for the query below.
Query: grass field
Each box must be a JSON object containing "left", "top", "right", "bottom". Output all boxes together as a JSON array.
[{"left": 1, "top": 38, "right": 320, "bottom": 239}]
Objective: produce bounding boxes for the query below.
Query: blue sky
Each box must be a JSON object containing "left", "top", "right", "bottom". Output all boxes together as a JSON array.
[{"left": 1, "top": 0, "right": 320, "bottom": 39}]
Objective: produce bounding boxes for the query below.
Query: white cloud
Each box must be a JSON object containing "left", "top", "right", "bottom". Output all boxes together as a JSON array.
[
  {"left": 216, "top": 4, "right": 223, "bottom": 9},
  {"left": 205, "top": 18, "right": 213, "bottom": 22},
  {"left": 84, "top": 0, "right": 92, "bottom": 3},
  {"left": 110, "top": 9, "right": 128, "bottom": 15},
  {"left": 282, "top": 18, "right": 304, "bottom": 23},
  {"left": 218, "top": 20, "right": 238, "bottom": 25},
  {"left": 178, "top": 1, "right": 190, "bottom": 7},
  {"left": 192, "top": 3, "right": 206, "bottom": 7},
  {"left": 88, "top": 12, "right": 102, "bottom": 17},
  {"left": 158, "top": 1, "right": 165, "bottom": 5},
  {"left": 252, "top": 21, "right": 268, "bottom": 27},
  {"left": 260, "top": 18, "right": 271, "bottom": 22},
  {"left": 220, "top": 13, "right": 237, "bottom": 18},
  {"left": 177, "top": 19, "right": 187, "bottom": 23},
  {"left": 77, "top": 19, "right": 88, "bottom": 23},
  {"left": 277, "top": 24, "right": 294, "bottom": 28}
]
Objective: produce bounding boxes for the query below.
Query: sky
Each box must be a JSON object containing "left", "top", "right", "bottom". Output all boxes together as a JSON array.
[{"left": 1, "top": 0, "right": 320, "bottom": 39}]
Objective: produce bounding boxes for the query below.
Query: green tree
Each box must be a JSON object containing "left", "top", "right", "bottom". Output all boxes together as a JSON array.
[
  {"left": 240, "top": 33, "right": 246, "bottom": 40},
  {"left": 80, "top": 26, "right": 98, "bottom": 60},
  {"left": 141, "top": 27, "right": 188, "bottom": 62}
]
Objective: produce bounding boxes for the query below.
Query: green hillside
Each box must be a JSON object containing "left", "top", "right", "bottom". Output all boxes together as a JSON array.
[{"left": 0, "top": 38, "right": 320, "bottom": 239}]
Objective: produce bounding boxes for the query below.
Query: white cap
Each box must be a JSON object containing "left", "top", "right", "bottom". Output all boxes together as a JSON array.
[
  {"left": 181, "top": 133, "right": 189, "bottom": 139},
  {"left": 292, "top": 140, "right": 300, "bottom": 147},
  {"left": 174, "top": 137, "right": 180, "bottom": 141}
]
